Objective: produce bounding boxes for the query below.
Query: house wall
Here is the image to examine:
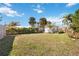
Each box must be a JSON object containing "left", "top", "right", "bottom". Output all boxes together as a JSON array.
[
  {"left": 0, "top": 25, "right": 6, "bottom": 39},
  {"left": 44, "top": 26, "right": 59, "bottom": 33}
]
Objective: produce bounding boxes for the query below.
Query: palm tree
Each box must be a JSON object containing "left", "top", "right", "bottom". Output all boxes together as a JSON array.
[
  {"left": 39, "top": 17, "right": 47, "bottom": 32},
  {"left": 62, "top": 14, "right": 73, "bottom": 33},
  {"left": 62, "top": 14, "right": 72, "bottom": 26},
  {"left": 28, "top": 17, "right": 36, "bottom": 28},
  {"left": 62, "top": 14, "right": 73, "bottom": 32},
  {"left": 62, "top": 9, "right": 79, "bottom": 39}
]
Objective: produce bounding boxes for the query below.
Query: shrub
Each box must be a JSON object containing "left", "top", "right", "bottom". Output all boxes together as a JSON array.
[
  {"left": 6, "top": 27, "right": 40, "bottom": 35},
  {"left": 58, "top": 30, "right": 64, "bottom": 34},
  {"left": 6, "top": 28, "right": 18, "bottom": 35}
]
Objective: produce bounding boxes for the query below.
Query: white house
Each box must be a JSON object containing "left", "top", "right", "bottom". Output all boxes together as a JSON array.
[
  {"left": 45, "top": 27, "right": 52, "bottom": 33},
  {"left": 0, "top": 25, "right": 6, "bottom": 39},
  {"left": 44, "top": 26, "right": 59, "bottom": 33}
]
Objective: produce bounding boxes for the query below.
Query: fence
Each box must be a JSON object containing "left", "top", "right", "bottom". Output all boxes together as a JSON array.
[{"left": 0, "top": 25, "right": 6, "bottom": 39}]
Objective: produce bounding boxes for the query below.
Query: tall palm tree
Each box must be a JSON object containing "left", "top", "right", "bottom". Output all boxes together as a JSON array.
[
  {"left": 39, "top": 17, "right": 47, "bottom": 32},
  {"left": 28, "top": 17, "right": 36, "bottom": 28},
  {"left": 62, "top": 14, "right": 72, "bottom": 27}
]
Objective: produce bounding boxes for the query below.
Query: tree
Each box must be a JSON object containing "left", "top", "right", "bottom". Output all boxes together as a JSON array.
[
  {"left": 6, "top": 21, "right": 20, "bottom": 35},
  {"left": 28, "top": 17, "right": 36, "bottom": 28},
  {"left": 71, "top": 9, "right": 79, "bottom": 32},
  {"left": 7, "top": 21, "right": 20, "bottom": 29},
  {"left": 62, "top": 14, "right": 72, "bottom": 27},
  {"left": 62, "top": 9, "right": 79, "bottom": 32},
  {"left": 8, "top": 21, "right": 19, "bottom": 26},
  {"left": 47, "top": 21, "right": 53, "bottom": 29},
  {"left": 39, "top": 17, "right": 47, "bottom": 32}
]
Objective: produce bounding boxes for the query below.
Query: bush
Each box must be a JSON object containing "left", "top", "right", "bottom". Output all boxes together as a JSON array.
[
  {"left": 58, "top": 30, "right": 64, "bottom": 34},
  {"left": 6, "top": 27, "right": 40, "bottom": 35},
  {"left": 29, "top": 28, "right": 35, "bottom": 33},
  {"left": 16, "top": 28, "right": 29, "bottom": 34},
  {"left": 6, "top": 28, "right": 18, "bottom": 35}
]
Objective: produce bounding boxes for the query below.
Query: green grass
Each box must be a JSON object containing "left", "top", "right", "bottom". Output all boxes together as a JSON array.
[{"left": 1, "top": 33, "right": 79, "bottom": 56}]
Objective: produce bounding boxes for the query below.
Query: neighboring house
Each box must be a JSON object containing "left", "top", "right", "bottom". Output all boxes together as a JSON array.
[
  {"left": 45, "top": 27, "right": 52, "bottom": 33},
  {"left": 44, "top": 26, "right": 59, "bottom": 33},
  {"left": 0, "top": 25, "right": 6, "bottom": 39}
]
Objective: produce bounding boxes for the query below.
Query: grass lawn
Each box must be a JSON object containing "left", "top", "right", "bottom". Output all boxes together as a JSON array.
[{"left": 0, "top": 33, "right": 79, "bottom": 56}]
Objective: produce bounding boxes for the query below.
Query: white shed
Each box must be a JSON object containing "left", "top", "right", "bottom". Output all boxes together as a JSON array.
[{"left": 0, "top": 25, "right": 6, "bottom": 39}]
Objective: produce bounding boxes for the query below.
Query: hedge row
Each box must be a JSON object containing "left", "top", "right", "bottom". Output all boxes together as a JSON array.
[{"left": 6, "top": 27, "right": 42, "bottom": 35}]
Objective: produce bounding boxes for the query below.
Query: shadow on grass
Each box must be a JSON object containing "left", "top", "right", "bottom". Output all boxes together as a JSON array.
[{"left": 0, "top": 35, "right": 15, "bottom": 56}]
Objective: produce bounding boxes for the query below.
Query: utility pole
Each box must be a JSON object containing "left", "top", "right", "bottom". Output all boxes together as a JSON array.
[
  {"left": 0, "top": 16, "right": 2, "bottom": 21},
  {"left": 0, "top": 13, "right": 2, "bottom": 22}
]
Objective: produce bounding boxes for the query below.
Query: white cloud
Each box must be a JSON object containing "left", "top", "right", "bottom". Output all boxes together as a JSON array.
[
  {"left": 66, "top": 3, "right": 77, "bottom": 7},
  {"left": 33, "top": 8, "right": 43, "bottom": 13},
  {"left": 33, "top": 4, "right": 43, "bottom": 14},
  {"left": 3, "top": 3, "right": 11, "bottom": 7},
  {"left": 0, "top": 6, "right": 24, "bottom": 17}
]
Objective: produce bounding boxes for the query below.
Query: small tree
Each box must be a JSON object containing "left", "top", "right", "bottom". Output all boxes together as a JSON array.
[
  {"left": 47, "top": 21, "right": 55, "bottom": 29},
  {"left": 6, "top": 21, "right": 20, "bottom": 35},
  {"left": 7, "top": 21, "right": 20, "bottom": 29}
]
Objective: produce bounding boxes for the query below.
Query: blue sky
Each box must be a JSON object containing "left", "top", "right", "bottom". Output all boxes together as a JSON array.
[{"left": 0, "top": 3, "right": 79, "bottom": 27}]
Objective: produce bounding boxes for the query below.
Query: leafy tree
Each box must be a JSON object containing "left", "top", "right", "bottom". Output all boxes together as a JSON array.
[
  {"left": 8, "top": 21, "right": 19, "bottom": 26},
  {"left": 71, "top": 9, "right": 79, "bottom": 32},
  {"left": 28, "top": 17, "right": 36, "bottom": 28},
  {"left": 47, "top": 21, "right": 53, "bottom": 29},
  {"left": 6, "top": 21, "right": 20, "bottom": 35},
  {"left": 7, "top": 21, "right": 20, "bottom": 30},
  {"left": 39, "top": 17, "right": 47, "bottom": 32}
]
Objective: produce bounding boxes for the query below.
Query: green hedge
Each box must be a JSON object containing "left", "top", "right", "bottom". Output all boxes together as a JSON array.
[
  {"left": 58, "top": 30, "right": 64, "bottom": 34},
  {"left": 6, "top": 27, "right": 41, "bottom": 35}
]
